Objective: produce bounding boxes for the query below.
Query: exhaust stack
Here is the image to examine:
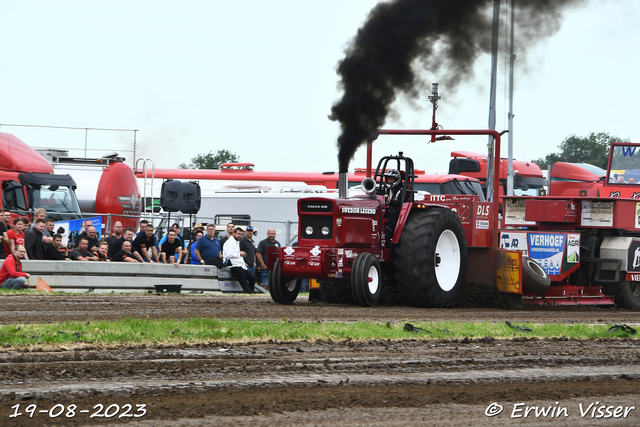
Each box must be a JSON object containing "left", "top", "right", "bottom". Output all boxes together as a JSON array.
[{"left": 339, "top": 172, "right": 348, "bottom": 198}]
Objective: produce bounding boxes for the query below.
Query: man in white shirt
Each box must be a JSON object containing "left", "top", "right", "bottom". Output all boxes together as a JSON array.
[{"left": 223, "top": 227, "right": 257, "bottom": 294}]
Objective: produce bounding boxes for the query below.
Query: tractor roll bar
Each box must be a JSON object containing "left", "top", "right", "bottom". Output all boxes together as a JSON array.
[{"left": 367, "top": 128, "right": 505, "bottom": 248}]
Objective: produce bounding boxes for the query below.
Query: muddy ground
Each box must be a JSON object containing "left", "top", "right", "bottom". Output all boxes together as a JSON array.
[{"left": 0, "top": 294, "right": 639, "bottom": 426}]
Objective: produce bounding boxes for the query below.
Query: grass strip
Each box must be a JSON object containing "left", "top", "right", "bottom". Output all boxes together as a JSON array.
[{"left": 0, "top": 318, "right": 636, "bottom": 350}]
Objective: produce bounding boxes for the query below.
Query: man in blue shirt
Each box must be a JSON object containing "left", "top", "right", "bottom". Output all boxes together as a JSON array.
[{"left": 194, "top": 224, "right": 223, "bottom": 268}]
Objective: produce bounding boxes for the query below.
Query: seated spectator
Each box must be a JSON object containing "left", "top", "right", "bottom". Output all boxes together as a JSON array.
[
  {"left": 159, "top": 223, "right": 185, "bottom": 262},
  {"left": 188, "top": 230, "right": 204, "bottom": 265},
  {"left": 85, "top": 226, "right": 101, "bottom": 253},
  {"left": 97, "top": 242, "right": 110, "bottom": 261},
  {"left": 74, "top": 219, "right": 94, "bottom": 247},
  {"left": 223, "top": 227, "right": 257, "bottom": 294},
  {"left": 132, "top": 224, "right": 160, "bottom": 263},
  {"left": 70, "top": 237, "right": 99, "bottom": 261},
  {"left": 45, "top": 233, "right": 67, "bottom": 260},
  {"left": 0, "top": 245, "right": 30, "bottom": 290},
  {"left": 3, "top": 218, "right": 27, "bottom": 258},
  {"left": 25, "top": 218, "right": 47, "bottom": 260},
  {"left": 161, "top": 230, "right": 183, "bottom": 265},
  {"left": 113, "top": 240, "right": 139, "bottom": 262},
  {"left": 194, "top": 224, "right": 223, "bottom": 268}
]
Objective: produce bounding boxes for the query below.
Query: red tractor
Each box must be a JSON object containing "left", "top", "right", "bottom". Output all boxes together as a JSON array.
[{"left": 269, "top": 129, "right": 525, "bottom": 308}]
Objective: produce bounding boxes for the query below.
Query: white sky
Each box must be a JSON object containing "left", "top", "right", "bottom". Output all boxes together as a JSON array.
[{"left": 1, "top": 0, "right": 637, "bottom": 174}]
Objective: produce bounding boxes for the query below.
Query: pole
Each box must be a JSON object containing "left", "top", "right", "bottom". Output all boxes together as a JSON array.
[
  {"left": 507, "top": 0, "right": 516, "bottom": 196},
  {"left": 486, "top": 0, "right": 500, "bottom": 202}
]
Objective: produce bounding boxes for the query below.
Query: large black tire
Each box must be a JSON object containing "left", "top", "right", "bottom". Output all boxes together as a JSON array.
[
  {"left": 318, "top": 279, "right": 353, "bottom": 304},
  {"left": 521, "top": 256, "right": 551, "bottom": 294},
  {"left": 394, "top": 208, "right": 467, "bottom": 307},
  {"left": 269, "top": 260, "right": 301, "bottom": 304},
  {"left": 350, "top": 252, "right": 383, "bottom": 307},
  {"left": 611, "top": 280, "right": 640, "bottom": 311}
]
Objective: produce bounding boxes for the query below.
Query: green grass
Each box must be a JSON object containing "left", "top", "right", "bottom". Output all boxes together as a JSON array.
[{"left": 0, "top": 318, "right": 636, "bottom": 350}]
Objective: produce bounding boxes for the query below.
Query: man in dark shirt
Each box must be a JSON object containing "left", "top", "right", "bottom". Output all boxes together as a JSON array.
[
  {"left": 105, "top": 221, "right": 123, "bottom": 247},
  {"left": 25, "top": 218, "right": 46, "bottom": 260},
  {"left": 240, "top": 225, "right": 257, "bottom": 278},
  {"left": 218, "top": 222, "right": 234, "bottom": 248},
  {"left": 69, "top": 237, "right": 98, "bottom": 261},
  {"left": 194, "top": 224, "right": 223, "bottom": 268},
  {"left": 160, "top": 230, "right": 183, "bottom": 265},
  {"left": 132, "top": 224, "right": 160, "bottom": 263},
  {"left": 256, "top": 228, "right": 281, "bottom": 286},
  {"left": 113, "top": 240, "right": 139, "bottom": 262},
  {"left": 45, "top": 233, "right": 67, "bottom": 260},
  {"left": 74, "top": 219, "right": 94, "bottom": 247}
]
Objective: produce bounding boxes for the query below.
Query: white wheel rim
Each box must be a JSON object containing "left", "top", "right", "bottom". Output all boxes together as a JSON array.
[
  {"left": 285, "top": 279, "right": 297, "bottom": 292},
  {"left": 434, "top": 229, "right": 461, "bottom": 292},
  {"left": 367, "top": 265, "right": 379, "bottom": 295}
]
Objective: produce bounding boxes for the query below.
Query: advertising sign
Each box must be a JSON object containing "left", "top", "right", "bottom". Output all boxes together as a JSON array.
[
  {"left": 54, "top": 216, "right": 102, "bottom": 248},
  {"left": 527, "top": 233, "right": 566, "bottom": 276}
]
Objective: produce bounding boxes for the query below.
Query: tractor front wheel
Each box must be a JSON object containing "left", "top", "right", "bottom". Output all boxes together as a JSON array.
[
  {"left": 269, "top": 259, "right": 301, "bottom": 304},
  {"left": 351, "top": 252, "right": 383, "bottom": 307},
  {"left": 394, "top": 208, "right": 467, "bottom": 307}
]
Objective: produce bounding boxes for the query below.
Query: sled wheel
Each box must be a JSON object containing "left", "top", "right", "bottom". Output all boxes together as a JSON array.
[
  {"left": 268, "top": 259, "right": 301, "bottom": 304},
  {"left": 521, "top": 256, "right": 551, "bottom": 294},
  {"left": 351, "top": 252, "right": 382, "bottom": 307},
  {"left": 612, "top": 280, "right": 640, "bottom": 311},
  {"left": 394, "top": 208, "right": 467, "bottom": 307},
  {"left": 318, "top": 279, "right": 353, "bottom": 304}
]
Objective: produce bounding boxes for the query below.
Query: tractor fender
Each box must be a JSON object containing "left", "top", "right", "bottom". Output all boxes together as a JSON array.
[{"left": 392, "top": 203, "right": 450, "bottom": 244}]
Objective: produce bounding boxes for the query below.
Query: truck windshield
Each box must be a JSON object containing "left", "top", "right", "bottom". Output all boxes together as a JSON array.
[
  {"left": 34, "top": 185, "right": 81, "bottom": 214},
  {"left": 609, "top": 145, "right": 640, "bottom": 184}
]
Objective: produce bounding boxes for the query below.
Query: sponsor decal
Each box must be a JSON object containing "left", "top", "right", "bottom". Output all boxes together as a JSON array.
[
  {"left": 504, "top": 198, "right": 536, "bottom": 226},
  {"left": 340, "top": 206, "right": 377, "bottom": 215},
  {"left": 477, "top": 205, "right": 490, "bottom": 217},
  {"left": 118, "top": 192, "right": 142, "bottom": 212},
  {"left": 476, "top": 220, "right": 489, "bottom": 229},
  {"left": 567, "top": 234, "right": 580, "bottom": 263},
  {"left": 528, "top": 233, "right": 566, "bottom": 275},
  {"left": 345, "top": 250, "right": 357, "bottom": 258},
  {"left": 627, "top": 241, "right": 640, "bottom": 271},
  {"left": 336, "top": 218, "right": 342, "bottom": 226},
  {"left": 308, "top": 261, "right": 320, "bottom": 267},
  {"left": 284, "top": 247, "right": 295, "bottom": 256},
  {"left": 633, "top": 192, "right": 640, "bottom": 200},
  {"left": 581, "top": 200, "right": 614, "bottom": 227},
  {"left": 310, "top": 246, "right": 321, "bottom": 257},
  {"left": 609, "top": 191, "right": 621, "bottom": 198},
  {"left": 499, "top": 232, "right": 528, "bottom": 256}
]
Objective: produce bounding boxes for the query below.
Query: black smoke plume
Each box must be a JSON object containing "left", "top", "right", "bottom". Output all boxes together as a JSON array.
[{"left": 330, "top": 0, "right": 584, "bottom": 172}]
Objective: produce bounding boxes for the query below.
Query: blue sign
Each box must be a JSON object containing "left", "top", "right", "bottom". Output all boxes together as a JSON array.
[
  {"left": 53, "top": 216, "right": 102, "bottom": 247},
  {"left": 527, "top": 233, "right": 566, "bottom": 276}
]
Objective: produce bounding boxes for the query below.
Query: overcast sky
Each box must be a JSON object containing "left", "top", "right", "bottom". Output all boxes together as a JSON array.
[{"left": 1, "top": 0, "right": 637, "bottom": 174}]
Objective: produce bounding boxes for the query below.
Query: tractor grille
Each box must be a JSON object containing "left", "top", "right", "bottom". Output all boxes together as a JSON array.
[{"left": 300, "top": 215, "right": 333, "bottom": 239}]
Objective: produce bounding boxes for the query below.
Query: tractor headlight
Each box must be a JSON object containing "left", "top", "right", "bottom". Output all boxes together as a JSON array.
[
  {"left": 321, "top": 226, "right": 330, "bottom": 235},
  {"left": 305, "top": 226, "right": 314, "bottom": 235}
]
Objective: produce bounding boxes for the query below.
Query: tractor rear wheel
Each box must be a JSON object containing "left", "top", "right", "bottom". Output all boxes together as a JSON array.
[
  {"left": 318, "top": 279, "right": 353, "bottom": 304},
  {"left": 394, "top": 208, "right": 467, "bottom": 307},
  {"left": 269, "top": 259, "right": 301, "bottom": 304},
  {"left": 351, "top": 252, "right": 382, "bottom": 307},
  {"left": 521, "top": 256, "right": 551, "bottom": 294}
]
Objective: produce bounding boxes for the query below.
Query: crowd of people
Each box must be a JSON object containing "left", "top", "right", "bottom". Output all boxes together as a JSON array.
[{"left": 0, "top": 208, "right": 281, "bottom": 293}]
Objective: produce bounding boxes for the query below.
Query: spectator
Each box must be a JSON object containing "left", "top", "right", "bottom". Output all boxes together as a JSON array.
[
  {"left": 108, "top": 227, "right": 143, "bottom": 261},
  {"left": 256, "top": 228, "right": 280, "bottom": 286},
  {"left": 113, "top": 240, "right": 139, "bottom": 262},
  {"left": 0, "top": 210, "right": 9, "bottom": 260},
  {"left": 105, "top": 221, "right": 123, "bottom": 247},
  {"left": 0, "top": 245, "right": 29, "bottom": 290},
  {"left": 132, "top": 223, "right": 160, "bottom": 263},
  {"left": 194, "top": 224, "right": 223, "bottom": 268},
  {"left": 223, "top": 227, "right": 257, "bottom": 294},
  {"left": 70, "top": 237, "right": 99, "bottom": 261},
  {"left": 45, "top": 218, "right": 56, "bottom": 237},
  {"left": 85, "top": 226, "right": 101, "bottom": 253},
  {"left": 240, "top": 225, "right": 257, "bottom": 278},
  {"left": 137, "top": 219, "right": 149, "bottom": 236},
  {"left": 188, "top": 230, "right": 204, "bottom": 265},
  {"left": 30, "top": 208, "right": 53, "bottom": 245},
  {"left": 159, "top": 223, "right": 184, "bottom": 262},
  {"left": 97, "top": 242, "right": 110, "bottom": 261},
  {"left": 45, "top": 233, "right": 67, "bottom": 260},
  {"left": 161, "top": 230, "right": 183, "bottom": 265},
  {"left": 74, "top": 219, "right": 94, "bottom": 247},
  {"left": 25, "top": 218, "right": 46, "bottom": 260},
  {"left": 192, "top": 222, "right": 205, "bottom": 237},
  {"left": 4, "top": 218, "right": 27, "bottom": 259},
  {"left": 219, "top": 222, "right": 235, "bottom": 247}
]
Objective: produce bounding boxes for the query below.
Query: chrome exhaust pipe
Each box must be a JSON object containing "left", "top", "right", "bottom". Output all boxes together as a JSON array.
[
  {"left": 339, "top": 172, "right": 348, "bottom": 198},
  {"left": 361, "top": 177, "right": 376, "bottom": 197}
]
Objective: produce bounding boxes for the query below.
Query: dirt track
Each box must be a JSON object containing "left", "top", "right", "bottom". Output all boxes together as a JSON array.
[{"left": 1, "top": 294, "right": 640, "bottom": 426}]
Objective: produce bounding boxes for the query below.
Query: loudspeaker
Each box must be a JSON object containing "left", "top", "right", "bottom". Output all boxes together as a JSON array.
[{"left": 160, "top": 180, "right": 201, "bottom": 214}]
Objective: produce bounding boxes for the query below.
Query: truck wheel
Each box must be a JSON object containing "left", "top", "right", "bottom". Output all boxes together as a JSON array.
[
  {"left": 394, "top": 208, "right": 467, "bottom": 307},
  {"left": 521, "top": 256, "right": 551, "bottom": 294},
  {"left": 318, "top": 279, "right": 353, "bottom": 304},
  {"left": 612, "top": 281, "right": 640, "bottom": 311},
  {"left": 269, "top": 260, "right": 301, "bottom": 304},
  {"left": 351, "top": 252, "right": 382, "bottom": 307}
]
